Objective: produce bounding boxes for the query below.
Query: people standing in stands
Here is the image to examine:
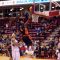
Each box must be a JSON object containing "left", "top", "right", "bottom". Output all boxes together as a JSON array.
[
  {"left": 16, "top": 19, "right": 20, "bottom": 31},
  {"left": 20, "top": 45, "right": 26, "bottom": 56},
  {"left": 34, "top": 44, "right": 41, "bottom": 58},
  {"left": 35, "top": 27, "right": 41, "bottom": 37},
  {"left": 7, "top": 34, "right": 13, "bottom": 60},
  {"left": 7, "top": 43, "right": 12, "bottom": 60},
  {"left": 57, "top": 38, "right": 60, "bottom": 60},
  {"left": 58, "top": 38, "right": 60, "bottom": 50}
]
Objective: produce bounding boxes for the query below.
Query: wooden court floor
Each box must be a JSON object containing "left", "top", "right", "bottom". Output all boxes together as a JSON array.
[{"left": 0, "top": 56, "right": 56, "bottom": 60}]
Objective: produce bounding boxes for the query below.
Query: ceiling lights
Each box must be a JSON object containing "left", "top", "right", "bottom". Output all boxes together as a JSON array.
[
  {"left": 20, "top": 7, "right": 24, "bottom": 11},
  {"left": 10, "top": 8, "right": 14, "bottom": 11}
]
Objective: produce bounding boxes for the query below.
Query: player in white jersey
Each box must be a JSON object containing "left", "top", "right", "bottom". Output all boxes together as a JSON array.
[{"left": 11, "top": 37, "right": 20, "bottom": 60}]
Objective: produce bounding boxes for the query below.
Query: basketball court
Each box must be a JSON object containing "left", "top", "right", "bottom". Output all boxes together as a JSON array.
[{"left": 0, "top": 56, "right": 56, "bottom": 60}]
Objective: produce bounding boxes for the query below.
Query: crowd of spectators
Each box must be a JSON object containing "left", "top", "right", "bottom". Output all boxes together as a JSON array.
[{"left": 0, "top": 16, "right": 60, "bottom": 59}]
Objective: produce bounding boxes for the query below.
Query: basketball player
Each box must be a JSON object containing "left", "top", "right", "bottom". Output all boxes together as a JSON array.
[
  {"left": 57, "top": 49, "right": 60, "bottom": 60},
  {"left": 25, "top": 45, "right": 34, "bottom": 57},
  {"left": 20, "top": 26, "right": 32, "bottom": 47},
  {"left": 10, "top": 32, "right": 20, "bottom": 60}
]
